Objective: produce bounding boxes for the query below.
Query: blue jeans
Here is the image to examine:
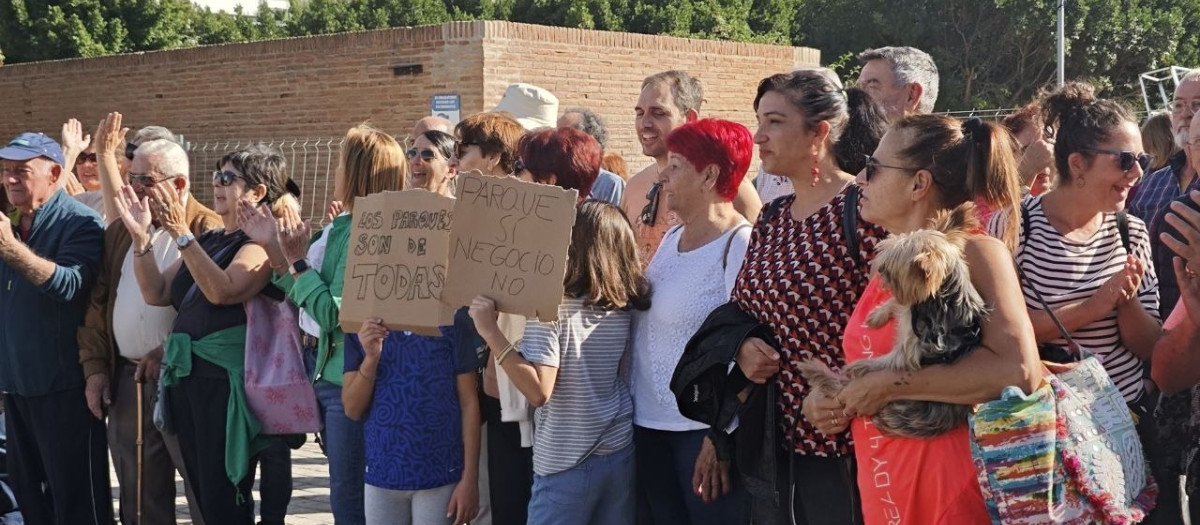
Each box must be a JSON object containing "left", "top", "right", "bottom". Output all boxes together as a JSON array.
[
  {"left": 528, "top": 444, "right": 634, "bottom": 525},
  {"left": 305, "top": 344, "right": 366, "bottom": 525},
  {"left": 633, "top": 426, "right": 748, "bottom": 525}
]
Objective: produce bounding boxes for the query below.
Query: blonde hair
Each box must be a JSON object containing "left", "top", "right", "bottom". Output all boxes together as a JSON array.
[
  {"left": 1141, "top": 111, "right": 1178, "bottom": 172},
  {"left": 336, "top": 124, "right": 405, "bottom": 211}
]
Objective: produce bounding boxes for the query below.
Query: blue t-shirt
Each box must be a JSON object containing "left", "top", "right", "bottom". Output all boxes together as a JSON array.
[
  {"left": 588, "top": 169, "right": 625, "bottom": 206},
  {"left": 344, "top": 309, "right": 478, "bottom": 491}
]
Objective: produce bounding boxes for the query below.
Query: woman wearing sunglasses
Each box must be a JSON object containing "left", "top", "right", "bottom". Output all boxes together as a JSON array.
[
  {"left": 451, "top": 112, "right": 525, "bottom": 179},
  {"left": 408, "top": 130, "right": 458, "bottom": 197},
  {"left": 116, "top": 144, "right": 296, "bottom": 524}
]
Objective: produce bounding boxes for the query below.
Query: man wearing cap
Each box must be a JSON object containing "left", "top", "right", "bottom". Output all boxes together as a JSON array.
[{"left": 0, "top": 132, "right": 111, "bottom": 524}]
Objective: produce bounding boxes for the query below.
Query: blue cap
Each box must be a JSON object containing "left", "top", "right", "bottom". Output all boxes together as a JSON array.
[{"left": 0, "top": 133, "right": 66, "bottom": 166}]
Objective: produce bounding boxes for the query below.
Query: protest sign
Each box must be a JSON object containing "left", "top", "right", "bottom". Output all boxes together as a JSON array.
[
  {"left": 442, "top": 172, "right": 577, "bottom": 321},
  {"left": 338, "top": 190, "right": 455, "bottom": 336}
]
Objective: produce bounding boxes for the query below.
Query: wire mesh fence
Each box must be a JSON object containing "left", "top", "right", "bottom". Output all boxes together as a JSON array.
[{"left": 185, "top": 137, "right": 344, "bottom": 225}]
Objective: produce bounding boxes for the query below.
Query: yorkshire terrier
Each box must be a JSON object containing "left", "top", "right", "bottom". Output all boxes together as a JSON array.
[{"left": 800, "top": 203, "right": 989, "bottom": 438}]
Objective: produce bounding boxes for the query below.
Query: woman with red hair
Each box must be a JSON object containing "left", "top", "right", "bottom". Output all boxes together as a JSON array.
[
  {"left": 631, "top": 118, "right": 753, "bottom": 523},
  {"left": 517, "top": 127, "right": 602, "bottom": 200}
]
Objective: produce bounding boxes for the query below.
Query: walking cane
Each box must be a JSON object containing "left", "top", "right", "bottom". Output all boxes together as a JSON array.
[{"left": 136, "top": 376, "right": 145, "bottom": 525}]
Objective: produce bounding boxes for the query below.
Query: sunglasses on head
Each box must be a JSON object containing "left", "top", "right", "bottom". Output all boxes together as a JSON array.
[
  {"left": 639, "top": 182, "right": 663, "bottom": 226},
  {"left": 406, "top": 148, "right": 437, "bottom": 162},
  {"left": 454, "top": 142, "right": 477, "bottom": 159},
  {"left": 862, "top": 155, "right": 921, "bottom": 182},
  {"left": 212, "top": 170, "right": 246, "bottom": 186},
  {"left": 125, "top": 142, "right": 137, "bottom": 160},
  {"left": 1083, "top": 148, "right": 1153, "bottom": 174},
  {"left": 129, "top": 172, "right": 172, "bottom": 187}
]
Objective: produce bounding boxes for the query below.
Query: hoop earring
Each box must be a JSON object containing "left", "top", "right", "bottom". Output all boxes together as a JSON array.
[
  {"left": 1076, "top": 176, "right": 1086, "bottom": 188},
  {"left": 810, "top": 164, "right": 820, "bottom": 187}
]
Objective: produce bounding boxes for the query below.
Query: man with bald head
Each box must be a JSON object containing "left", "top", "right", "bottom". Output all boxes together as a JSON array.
[
  {"left": 79, "top": 138, "right": 222, "bottom": 525},
  {"left": 413, "top": 116, "right": 454, "bottom": 139}
]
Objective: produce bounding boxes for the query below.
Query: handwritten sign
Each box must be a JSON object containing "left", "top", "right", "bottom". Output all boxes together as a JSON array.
[
  {"left": 338, "top": 190, "right": 455, "bottom": 336},
  {"left": 442, "top": 172, "right": 577, "bottom": 321}
]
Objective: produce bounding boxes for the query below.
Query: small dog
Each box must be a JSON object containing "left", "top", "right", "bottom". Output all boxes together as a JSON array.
[{"left": 800, "top": 203, "right": 989, "bottom": 438}]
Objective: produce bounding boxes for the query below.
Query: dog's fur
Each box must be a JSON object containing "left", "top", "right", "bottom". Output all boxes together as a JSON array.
[{"left": 799, "top": 203, "right": 989, "bottom": 439}]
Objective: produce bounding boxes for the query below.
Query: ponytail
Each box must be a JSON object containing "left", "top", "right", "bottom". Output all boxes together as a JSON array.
[
  {"left": 893, "top": 115, "right": 1023, "bottom": 251},
  {"left": 833, "top": 87, "right": 888, "bottom": 174}
]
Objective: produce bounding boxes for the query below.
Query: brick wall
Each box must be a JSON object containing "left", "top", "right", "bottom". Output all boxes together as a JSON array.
[{"left": 0, "top": 21, "right": 818, "bottom": 213}]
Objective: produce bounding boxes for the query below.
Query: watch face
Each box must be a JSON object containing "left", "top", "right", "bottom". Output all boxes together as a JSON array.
[{"left": 292, "top": 260, "right": 310, "bottom": 274}]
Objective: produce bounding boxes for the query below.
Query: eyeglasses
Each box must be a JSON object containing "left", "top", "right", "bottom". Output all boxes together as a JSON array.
[
  {"left": 212, "top": 170, "right": 247, "bottom": 186},
  {"left": 863, "top": 155, "right": 921, "bottom": 182},
  {"left": 454, "top": 142, "right": 478, "bottom": 159},
  {"left": 1082, "top": 148, "right": 1153, "bottom": 174},
  {"left": 129, "top": 172, "right": 173, "bottom": 187},
  {"left": 405, "top": 148, "right": 437, "bottom": 162},
  {"left": 125, "top": 142, "right": 137, "bottom": 161},
  {"left": 639, "top": 182, "right": 663, "bottom": 226},
  {"left": 1170, "top": 99, "right": 1200, "bottom": 114},
  {"left": 514, "top": 158, "right": 526, "bottom": 173},
  {"left": 77, "top": 153, "right": 97, "bottom": 163}
]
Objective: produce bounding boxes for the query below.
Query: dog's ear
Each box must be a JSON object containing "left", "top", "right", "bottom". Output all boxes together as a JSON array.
[{"left": 896, "top": 250, "right": 949, "bottom": 303}]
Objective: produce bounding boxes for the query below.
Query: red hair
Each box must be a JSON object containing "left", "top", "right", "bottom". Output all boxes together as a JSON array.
[
  {"left": 665, "top": 119, "right": 752, "bottom": 201},
  {"left": 519, "top": 127, "right": 601, "bottom": 200}
]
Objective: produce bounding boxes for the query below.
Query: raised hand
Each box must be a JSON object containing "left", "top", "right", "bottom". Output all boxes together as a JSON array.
[
  {"left": 94, "top": 113, "right": 128, "bottom": 158},
  {"left": 61, "top": 118, "right": 93, "bottom": 170},
  {"left": 148, "top": 183, "right": 188, "bottom": 238},
  {"left": 278, "top": 204, "right": 311, "bottom": 263},
  {"left": 358, "top": 318, "right": 389, "bottom": 360},
  {"left": 325, "top": 200, "right": 344, "bottom": 223},
  {"left": 114, "top": 185, "right": 153, "bottom": 248},
  {"left": 468, "top": 296, "right": 501, "bottom": 339},
  {"left": 238, "top": 200, "right": 281, "bottom": 249}
]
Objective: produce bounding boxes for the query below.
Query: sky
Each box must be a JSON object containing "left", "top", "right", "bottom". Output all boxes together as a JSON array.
[{"left": 192, "top": 0, "right": 289, "bottom": 15}]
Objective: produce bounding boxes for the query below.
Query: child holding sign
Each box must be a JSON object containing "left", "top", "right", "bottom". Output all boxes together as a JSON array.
[{"left": 468, "top": 201, "right": 651, "bottom": 525}]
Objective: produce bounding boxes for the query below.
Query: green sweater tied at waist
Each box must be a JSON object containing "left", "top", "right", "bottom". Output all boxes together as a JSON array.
[{"left": 162, "top": 324, "right": 264, "bottom": 493}]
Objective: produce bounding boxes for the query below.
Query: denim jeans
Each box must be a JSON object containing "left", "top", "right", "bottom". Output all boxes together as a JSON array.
[
  {"left": 527, "top": 444, "right": 634, "bottom": 525},
  {"left": 634, "top": 426, "right": 748, "bottom": 525},
  {"left": 254, "top": 437, "right": 293, "bottom": 525},
  {"left": 305, "top": 344, "right": 366, "bottom": 525}
]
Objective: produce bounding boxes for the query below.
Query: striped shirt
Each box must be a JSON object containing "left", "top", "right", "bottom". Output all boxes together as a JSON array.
[
  {"left": 522, "top": 298, "right": 634, "bottom": 476},
  {"left": 989, "top": 196, "right": 1160, "bottom": 402}
]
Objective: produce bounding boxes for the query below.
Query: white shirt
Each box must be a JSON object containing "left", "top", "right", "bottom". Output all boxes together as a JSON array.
[
  {"left": 298, "top": 220, "right": 336, "bottom": 337},
  {"left": 631, "top": 221, "right": 751, "bottom": 431},
  {"left": 113, "top": 229, "right": 180, "bottom": 360},
  {"left": 755, "top": 167, "right": 794, "bottom": 204}
]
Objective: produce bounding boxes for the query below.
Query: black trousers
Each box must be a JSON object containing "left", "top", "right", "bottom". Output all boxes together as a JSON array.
[
  {"left": 781, "top": 453, "right": 862, "bottom": 525},
  {"left": 482, "top": 393, "right": 533, "bottom": 525},
  {"left": 168, "top": 364, "right": 257, "bottom": 525},
  {"left": 5, "top": 387, "right": 113, "bottom": 525}
]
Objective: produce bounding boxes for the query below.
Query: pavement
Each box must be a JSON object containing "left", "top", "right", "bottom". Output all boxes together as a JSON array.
[{"left": 108, "top": 439, "right": 334, "bottom": 524}]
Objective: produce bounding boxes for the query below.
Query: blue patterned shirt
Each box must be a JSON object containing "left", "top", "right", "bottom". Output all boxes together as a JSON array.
[
  {"left": 1128, "top": 151, "right": 1195, "bottom": 230},
  {"left": 345, "top": 309, "right": 478, "bottom": 491}
]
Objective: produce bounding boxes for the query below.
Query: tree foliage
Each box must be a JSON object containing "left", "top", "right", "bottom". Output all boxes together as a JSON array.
[{"left": 0, "top": 0, "right": 1196, "bottom": 111}]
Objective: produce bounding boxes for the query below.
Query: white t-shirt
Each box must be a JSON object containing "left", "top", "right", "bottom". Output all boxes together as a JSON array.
[
  {"left": 755, "top": 167, "right": 794, "bottom": 204},
  {"left": 631, "top": 221, "right": 752, "bottom": 431},
  {"left": 298, "top": 220, "right": 336, "bottom": 338},
  {"left": 113, "top": 228, "right": 180, "bottom": 360}
]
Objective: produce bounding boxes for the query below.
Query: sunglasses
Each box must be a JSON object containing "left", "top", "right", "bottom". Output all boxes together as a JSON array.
[
  {"left": 129, "top": 172, "right": 173, "bottom": 187},
  {"left": 454, "top": 142, "right": 478, "bottom": 159},
  {"left": 406, "top": 148, "right": 437, "bottom": 162},
  {"left": 77, "top": 153, "right": 98, "bottom": 163},
  {"left": 862, "top": 155, "right": 921, "bottom": 182},
  {"left": 125, "top": 142, "right": 137, "bottom": 160},
  {"left": 1083, "top": 148, "right": 1153, "bottom": 174},
  {"left": 639, "top": 182, "right": 663, "bottom": 226},
  {"left": 212, "top": 170, "right": 247, "bottom": 186}
]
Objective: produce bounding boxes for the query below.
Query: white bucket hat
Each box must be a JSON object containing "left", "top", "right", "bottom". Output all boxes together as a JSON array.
[{"left": 493, "top": 83, "right": 559, "bottom": 131}]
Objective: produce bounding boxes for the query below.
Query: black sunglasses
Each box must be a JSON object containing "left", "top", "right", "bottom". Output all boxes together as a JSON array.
[
  {"left": 1083, "top": 148, "right": 1153, "bottom": 174},
  {"left": 639, "top": 182, "right": 663, "bottom": 226},
  {"left": 129, "top": 172, "right": 172, "bottom": 187},
  {"left": 212, "top": 170, "right": 247, "bottom": 186},
  {"left": 862, "top": 155, "right": 921, "bottom": 182},
  {"left": 125, "top": 142, "right": 137, "bottom": 160},
  {"left": 406, "top": 148, "right": 437, "bottom": 162},
  {"left": 77, "top": 153, "right": 98, "bottom": 163},
  {"left": 454, "top": 142, "right": 478, "bottom": 159}
]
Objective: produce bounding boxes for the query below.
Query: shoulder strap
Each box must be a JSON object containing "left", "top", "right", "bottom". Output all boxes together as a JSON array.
[
  {"left": 1014, "top": 202, "right": 1079, "bottom": 359},
  {"left": 1116, "top": 211, "right": 1131, "bottom": 254},
  {"left": 722, "top": 223, "right": 752, "bottom": 271},
  {"left": 843, "top": 185, "right": 862, "bottom": 265}
]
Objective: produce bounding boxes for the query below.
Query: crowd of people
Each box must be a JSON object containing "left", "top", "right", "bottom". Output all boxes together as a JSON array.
[{"left": 4, "top": 43, "right": 1200, "bottom": 525}]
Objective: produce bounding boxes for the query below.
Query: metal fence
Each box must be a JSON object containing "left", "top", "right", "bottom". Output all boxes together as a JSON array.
[{"left": 185, "top": 137, "right": 344, "bottom": 224}]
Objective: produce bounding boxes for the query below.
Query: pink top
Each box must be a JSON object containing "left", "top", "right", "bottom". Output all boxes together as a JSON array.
[{"left": 843, "top": 277, "right": 990, "bottom": 525}]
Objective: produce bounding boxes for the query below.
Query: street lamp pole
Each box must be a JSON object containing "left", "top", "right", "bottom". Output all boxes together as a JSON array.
[{"left": 1057, "top": 0, "right": 1065, "bottom": 86}]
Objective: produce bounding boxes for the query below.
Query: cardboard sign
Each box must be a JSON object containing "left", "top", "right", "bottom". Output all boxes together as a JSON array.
[
  {"left": 442, "top": 172, "right": 578, "bottom": 321},
  {"left": 338, "top": 190, "right": 455, "bottom": 336}
]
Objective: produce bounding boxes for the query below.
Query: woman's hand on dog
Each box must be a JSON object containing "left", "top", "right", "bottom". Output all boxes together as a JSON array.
[
  {"left": 736, "top": 337, "right": 780, "bottom": 384},
  {"left": 836, "top": 370, "right": 898, "bottom": 420},
  {"left": 803, "top": 389, "right": 852, "bottom": 435}
]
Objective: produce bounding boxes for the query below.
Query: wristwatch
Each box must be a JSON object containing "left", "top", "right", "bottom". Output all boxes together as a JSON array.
[
  {"left": 290, "top": 259, "right": 311, "bottom": 277},
  {"left": 176, "top": 233, "right": 196, "bottom": 250}
]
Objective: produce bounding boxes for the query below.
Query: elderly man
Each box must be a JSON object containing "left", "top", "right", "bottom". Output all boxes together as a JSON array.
[
  {"left": 412, "top": 115, "right": 454, "bottom": 139},
  {"left": 78, "top": 134, "right": 222, "bottom": 524},
  {"left": 558, "top": 106, "right": 626, "bottom": 205},
  {"left": 623, "top": 70, "right": 760, "bottom": 265},
  {"left": 0, "top": 132, "right": 110, "bottom": 524},
  {"left": 1131, "top": 71, "right": 1200, "bottom": 238},
  {"left": 855, "top": 46, "right": 940, "bottom": 121}
]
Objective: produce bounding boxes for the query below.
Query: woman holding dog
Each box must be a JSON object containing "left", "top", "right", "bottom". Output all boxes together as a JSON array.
[
  {"left": 728, "top": 69, "right": 888, "bottom": 524},
  {"left": 806, "top": 115, "right": 1042, "bottom": 524}
]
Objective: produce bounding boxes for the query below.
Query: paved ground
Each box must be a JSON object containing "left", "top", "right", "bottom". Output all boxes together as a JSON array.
[{"left": 108, "top": 440, "right": 334, "bottom": 524}]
